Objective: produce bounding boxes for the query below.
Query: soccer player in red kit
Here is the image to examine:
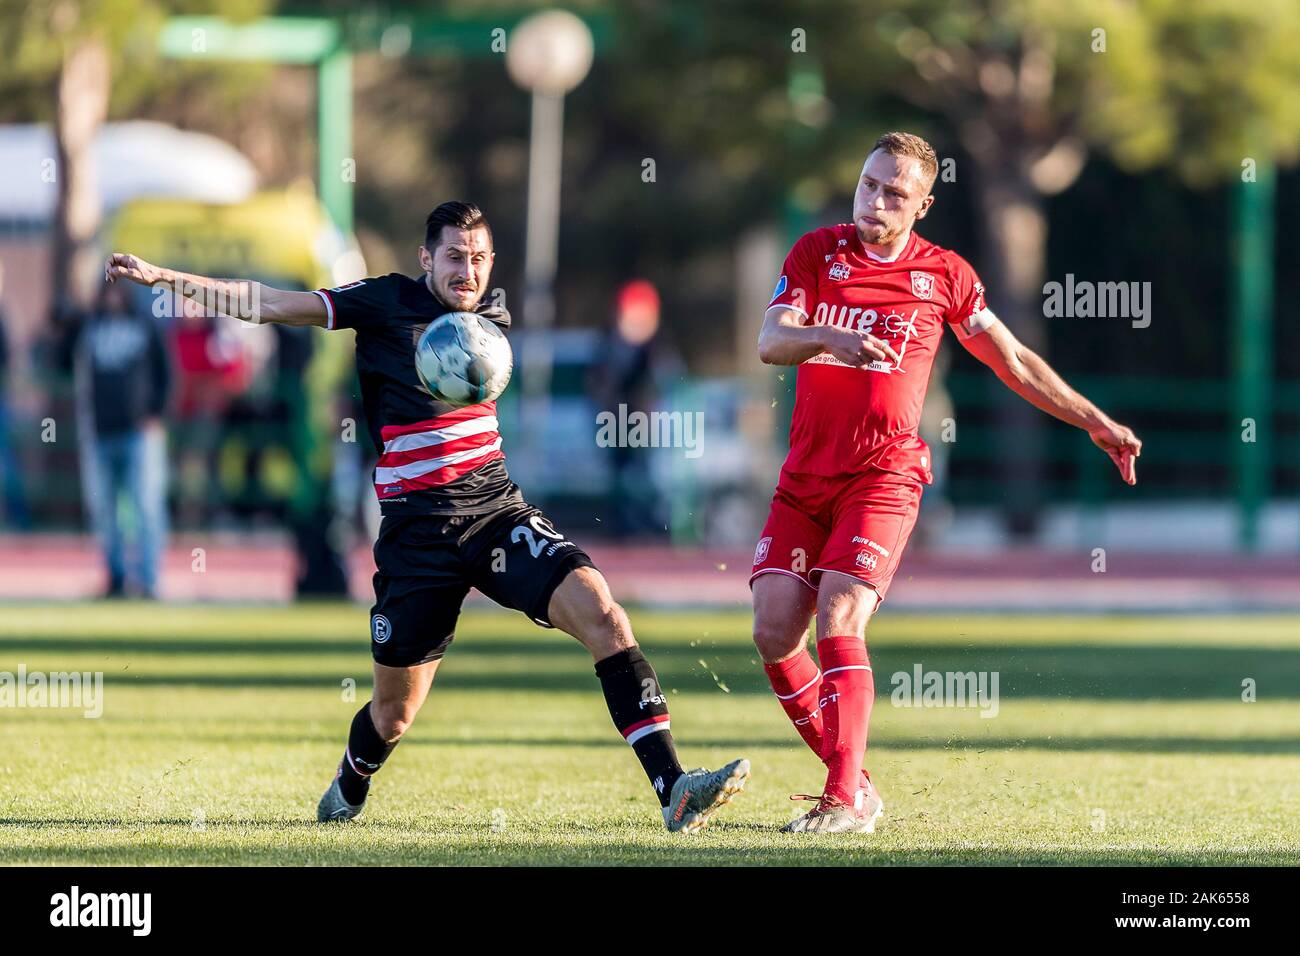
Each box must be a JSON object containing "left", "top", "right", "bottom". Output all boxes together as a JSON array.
[{"left": 752, "top": 132, "right": 1142, "bottom": 833}]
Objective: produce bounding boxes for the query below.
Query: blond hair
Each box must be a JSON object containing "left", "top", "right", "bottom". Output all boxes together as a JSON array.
[{"left": 871, "top": 132, "right": 939, "bottom": 191}]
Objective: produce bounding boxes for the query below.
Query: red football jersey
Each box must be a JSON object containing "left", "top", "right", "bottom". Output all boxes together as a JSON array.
[{"left": 768, "top": 224, "right": 991, "bottom": 482}]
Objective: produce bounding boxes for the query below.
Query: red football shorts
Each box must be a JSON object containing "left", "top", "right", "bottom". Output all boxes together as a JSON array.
[{"left": 750, "top": 467, "right": 923, "bottom": 601}]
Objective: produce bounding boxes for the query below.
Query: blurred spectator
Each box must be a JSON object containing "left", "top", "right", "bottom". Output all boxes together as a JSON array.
[
  {"left": 0, "top": 263, "right": 31, "bottom": 529},
  {"left": 75, "top": 280, "right": 172, "bottom": 598},
  {"left": 171, "top": 298, "right": 251, "bottom": 527},
  {"left": 589, "top": 280, "right": 682, "bottom": 537}
]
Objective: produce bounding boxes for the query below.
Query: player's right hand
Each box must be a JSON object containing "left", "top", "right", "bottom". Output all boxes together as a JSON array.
[
  {"left": 821, "top": 326, "right": 902, "bottom": 368},
  {"left": 104, "top": 253, "right": 159, "bottom": 286}
]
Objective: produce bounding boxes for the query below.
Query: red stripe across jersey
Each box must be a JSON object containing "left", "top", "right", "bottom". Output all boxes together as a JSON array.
[{"left": 373, "top": 401, "right": 505, "bottom": 499}]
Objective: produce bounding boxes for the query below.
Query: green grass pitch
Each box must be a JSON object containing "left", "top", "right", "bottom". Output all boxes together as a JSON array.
[{"left": 2, "top": 603, "right": 1298, "bottom": 865}]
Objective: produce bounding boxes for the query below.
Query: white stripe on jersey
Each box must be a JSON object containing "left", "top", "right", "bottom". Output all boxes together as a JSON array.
[
  {"left": 381, "top": 416, "right": 499, "bottom": 455},
  {"left": 374, "top": 438, "right": 504, "bottom": 485}
]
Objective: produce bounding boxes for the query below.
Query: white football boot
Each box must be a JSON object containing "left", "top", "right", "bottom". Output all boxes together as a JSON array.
[
  {"left": 316, "top": 773, "right": 366, "bottom": 823},
  {"left": 780, "top": 775, "right": 884, "bottom": 834},
  {"left": 662, "top": 758, "right": 751, "bottom": 834}
]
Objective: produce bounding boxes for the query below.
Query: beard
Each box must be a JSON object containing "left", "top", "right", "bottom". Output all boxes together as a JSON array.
[
  {"left": 856, "top": 217, "right": 903, "bottom": 247},
  {"left": 426, "top": 273, "right": 481, "bottom": 311}
]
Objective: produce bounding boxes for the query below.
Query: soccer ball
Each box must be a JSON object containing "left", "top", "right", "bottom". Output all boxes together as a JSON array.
[{"left": 413, "top": 311, "right": 514, "bottom": 407}]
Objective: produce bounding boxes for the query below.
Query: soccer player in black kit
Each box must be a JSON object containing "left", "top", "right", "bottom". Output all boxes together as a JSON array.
[{"left": 105, "top": 201, "right": 749, "bottom": 834}]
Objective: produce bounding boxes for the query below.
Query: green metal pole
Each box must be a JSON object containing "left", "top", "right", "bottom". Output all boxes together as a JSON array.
[
  {"left": 1231, "top": 161, "right": 1274, "bottom": 551},
  {"left": 776, "top": 60, "right": 826, "bottom": 447},
  {"left": 318, "top": 47, "right": 353, "bottom": 235}
]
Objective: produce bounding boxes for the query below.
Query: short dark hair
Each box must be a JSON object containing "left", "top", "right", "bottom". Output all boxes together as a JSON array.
[{"left": 424, "top": 201, "right": 493, "bottom": 251}]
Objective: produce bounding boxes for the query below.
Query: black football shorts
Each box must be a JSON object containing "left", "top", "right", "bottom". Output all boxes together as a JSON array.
[{"left": 367, "top": 502, "right": 595, "bottom": 667}]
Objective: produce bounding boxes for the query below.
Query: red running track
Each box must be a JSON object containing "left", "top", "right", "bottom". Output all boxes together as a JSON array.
[{"left": 0, "top": 534, "right": 1297, "bottom": 611}]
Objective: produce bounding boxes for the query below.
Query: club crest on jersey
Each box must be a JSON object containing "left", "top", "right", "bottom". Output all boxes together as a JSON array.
[
  {"left": 769, "top": 275, "right": 788, "bottom": 305},
  {"left": 753, "top": 536, "right": 772, "bottom": 566},
  {"left": 828, "top": 262, "right": 852, "bottom": 282},
  {"left": 371, "top": 614, "right": 392, "bottom": 644},
  {"left": 910, "top": 271, "right": 935, "bottom": 300}
]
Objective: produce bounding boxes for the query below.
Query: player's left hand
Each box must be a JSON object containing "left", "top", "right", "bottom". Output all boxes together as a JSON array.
[{"left": 1088, "top": 420, "right": 1141, "bottom": 485}]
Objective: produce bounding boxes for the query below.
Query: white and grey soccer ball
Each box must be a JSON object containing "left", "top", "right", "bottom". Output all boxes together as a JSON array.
[{"left": 414, "top": 312, "right": 514, "bottom": 407}]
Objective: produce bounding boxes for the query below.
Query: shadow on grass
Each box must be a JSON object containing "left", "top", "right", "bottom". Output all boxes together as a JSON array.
[
  {"left": 2, "top": 827, "right": 1296, "bottom": 866},
  {"left": 34, "top": 639, "right": 1300, "bottom": 702},
  {"left": 0, "top": 636, "right": 361, "bottom": 656},
  {"left": 59, "top": 728, "right": 1300, "bottom": 755},
  {"left": 410, "top": 734, "right": 1300, "bottom": 755}
]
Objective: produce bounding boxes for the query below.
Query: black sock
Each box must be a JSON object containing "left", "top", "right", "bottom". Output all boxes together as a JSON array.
[
  {"left": 336, "top": 702, "right": 397, "bottom": 805},
  {"left": 595, "top": 647, "right": 684, "bottom": 806}
]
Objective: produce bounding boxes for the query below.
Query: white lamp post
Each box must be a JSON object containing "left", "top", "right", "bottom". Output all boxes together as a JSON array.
[{"left": 506, "top": 10, "right": 593, "bottom": 458}]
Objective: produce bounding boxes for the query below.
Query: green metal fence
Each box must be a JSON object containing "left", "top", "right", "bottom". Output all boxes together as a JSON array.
[{"left": 938, "top": 372, "right": 1300, "bottom": 521}]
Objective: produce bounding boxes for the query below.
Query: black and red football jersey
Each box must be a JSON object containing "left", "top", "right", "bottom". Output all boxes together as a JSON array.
[{"left": 316, "top": 273, "right": 522, "bottom": 516}]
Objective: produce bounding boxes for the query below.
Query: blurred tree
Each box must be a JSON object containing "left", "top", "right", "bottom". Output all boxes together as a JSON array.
[
  {"left": 0, "top": 0, "right": 268, "bottom": 321},
  {"left": 862, "top": 0, "right": 1300, "bottom": 533},
  {"left": 612, "top": 0, "right": 1300, "bottom": 534}
]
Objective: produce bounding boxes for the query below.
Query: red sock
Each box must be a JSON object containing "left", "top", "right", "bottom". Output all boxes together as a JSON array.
[
  {"left": 763, "top": 649, "right": 824, "bottom": 758},
  {"left": 817, "top": 636, "right": 874, "bottom": 805}
]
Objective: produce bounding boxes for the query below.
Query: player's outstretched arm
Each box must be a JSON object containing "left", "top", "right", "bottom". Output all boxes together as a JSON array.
[
  {"left": 958, "top": 316, "right": 1142, "bottom": 485},
  {"left": 758, "top": 305, "right": 900, "bottom": 368},
  {"left": 104, "top": 253, "right": 327, "bottom": 327}
]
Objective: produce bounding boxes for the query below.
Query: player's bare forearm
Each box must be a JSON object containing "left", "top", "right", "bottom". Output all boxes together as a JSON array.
[
  {"left": 758, "top": 306, "right": 900, "bottom": 367},
  {"left": 1004, "top": 349, "right": 1142, "bottom": 484},
  {"left": 103, "top": 253, "right": 326, "bottom": 327},
  {"left": 757, "top": 309, "right": 829, "bottom": 365},
  {"left": 960, "top": 318, "right": 1142, "bottom": 483},
  {"left": 998, "top": 347, "right": 1105, "bottom": 431}
]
